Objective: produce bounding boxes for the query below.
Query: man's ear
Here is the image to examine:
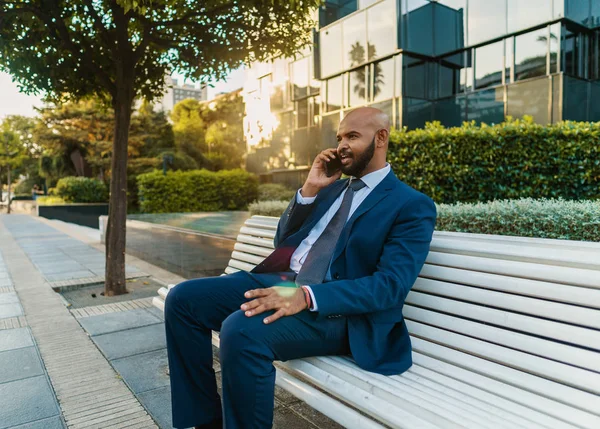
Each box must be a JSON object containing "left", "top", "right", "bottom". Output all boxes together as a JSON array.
[{"left": 377, "top": 129, "right": 389, "bottom": 147}]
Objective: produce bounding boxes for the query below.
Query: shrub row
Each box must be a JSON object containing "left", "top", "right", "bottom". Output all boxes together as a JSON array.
[
  {"left": 389, "top": 118, "right": 600, "bottom": 204},
  {"left": 249, "top": 198, "right": 600, "bottom": 242},
  {"left": 55, "top": 177, "right": 109, "bottom": 203},
  {"left": 137, "top": 169, "right": 259, "bottom": 213}
]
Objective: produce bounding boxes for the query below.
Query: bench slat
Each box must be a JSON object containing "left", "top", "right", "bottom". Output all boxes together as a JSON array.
[
  {"left": 227, "top": 259, "right": 256, "bottom": 272},
  {"left": 402, "top": 364, "right": 580, "bottom": 429},
  {"left": 235, "top": 234, "right": 275, "bottom": 249},
  {"left": 311, "top": 357, "right": 526, "bottom": 429},
  {"left": 411, "top": 351, "right": 600, "bottom": 429},
  {"left": 410, "top": 335, "right": 600, "bottom": 418},
  {"left": 407, "top": 320, "right": 600, "bottom": 395},
  {"left": 224, "top": 266, "right": 240, "bottom": 275},
  {"left": 419, "top": 264, "right": 600, "bottom": 308},
  {"left": 281, "top": 359, "right": 445, "bottom": 429},
  {"left": 431, "top": 238, "right": 600, "bottom": 270},
  {"left": 406, "top": 291, "right": 600, "bottom": 350},
  {"left": 404, "top": 305, "right": 600, "bottom": 373},
  {"left": 230, "top": 251, "right": 265, "bottom": 266},
  {"left": 233, "top": 242, "right": 273, "bottom": 257},
  {"left": 411, "top": 279, "right": 600, "bottom": 330},
  {"left": 239, "top": 226, "right": 276, "bottom": 239},
  {"left": 244, "top": 218, "right": 279, "bottom": 230},
  {"left": 425, "top": 252, "right": 600, "bottom": 289}
]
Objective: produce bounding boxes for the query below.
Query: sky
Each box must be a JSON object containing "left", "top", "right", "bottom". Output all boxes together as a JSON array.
[{"left": 0, "top": 68, "right": 246, "bottom": 119}]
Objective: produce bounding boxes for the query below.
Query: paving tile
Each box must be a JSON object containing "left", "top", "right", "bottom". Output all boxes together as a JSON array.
[
  {"left": 44, "top": 271, "right": 94, "bottom": 281},
  {"left": 0, "top": 302, "right": 23, "bottom": 318},
  {"left": 112, "top": 349, "right": 170, "bottom": 394},
  {"left": 0, "top": 327, "right": 34, "bottom": 352},
  {"left": 0, "top": 346, "right": 45, "bottom": 384},
  {"left": 0, "top": 375, "right": 60, "bottom": 428},
  {"left": 10, "top": 415, "right": 66, "bottom": 429},
  {"left": 92, "top": 323, "right": 166, "bottom": 360},
  {"left": 273, "top": 405, "right": 318, "bottom": 429},
  {"left": 79, "top": 308, "right": 162, "bottom": 336},
  {"left": 145, "top": 306, "right": 165, "bottom": 321},
  {"left": 137, "top": 386, "right": 174, "bottom": 429},
  {"left": 0, "top": 292, "right": 19, "bottom": 304}
]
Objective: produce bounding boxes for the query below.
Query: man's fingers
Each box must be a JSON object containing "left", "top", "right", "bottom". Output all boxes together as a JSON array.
[
  {"left": 241, "top": 298, "right": 263, "bottom": 311},
  {"left": 244, "top": 288, "right": 269, "bottom": 299},
  {"left": 264, "top": 309, "right": 286, "bottom": 324}
]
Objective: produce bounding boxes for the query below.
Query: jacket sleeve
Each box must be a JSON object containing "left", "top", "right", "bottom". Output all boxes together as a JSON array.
[
  {"left": 309, "top": 194, "right": 437, "bottom": 318},
  {"left": 273, "top": 191, "right": 315, "bottom": 247}
]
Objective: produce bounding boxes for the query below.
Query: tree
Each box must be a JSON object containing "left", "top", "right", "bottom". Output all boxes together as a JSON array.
[
  {"left": 1, "top": 0, "right": 319, "bottom": 295},
  {"left": 0, "top": 121, "right": 27, "bottom": 213}
]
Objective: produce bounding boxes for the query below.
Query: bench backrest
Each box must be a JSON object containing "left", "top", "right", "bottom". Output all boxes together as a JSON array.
[{"left": 227, "top": 215, "right": 600, "bottom": 424}]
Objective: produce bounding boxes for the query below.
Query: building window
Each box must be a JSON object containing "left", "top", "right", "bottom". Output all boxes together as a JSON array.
[
  {"left": 438, "top": 52, "right": 464, "bottom": 97},
  {"left": 475, "top": 41, "right": 504, "bottom": 89},
  {"left": 343, "top": 12, "right": 367, "bottom": 70},
  {"left": 507, "top": 0, "right": 552, "bottom": 34},
  {"left": 291, "top": 57, "right": 309, "bottom": 100},
  {"left": 326, "top": 75, "right": 344, "bottom": 111},
  {"left": 468, "top": 0, "right": 507, "bottom": 46},
  {"left": 563, "top": 25, "right": 589, "bottom": 79},
  {"left": 434, "top": 95, "right": 466, "bottom": 128},
  {"left": 349, "top": 67, "right": 368, "bottom": 107},
  {"left": 367, "top": 0, "right": 397, "bottom": 60},
  {"left": 373, "top": 58, "right": 395, "bottom": 102},
  {"left": 507, "top": 77, "right": 550, "bottom": 124},
  {"left": 403, "top": 55, "right": 428, "bottom": 99},
  {"left": 296, "top": 99, "right": 309, "bottom": 129},
  {"left": 467, "top": 88, "right": 504, "bottom": 125},
  {"left": 515, "top": 28, "right": 548, "bottom": 81},
  {"left": 566, "top": 0, "right": 592, "bottom": 27},
  {"left": 321, "top": 113, "right": 341, "bottom": 149},
  {"left": 403, "top": 98, "right": 433, "bottom": 130},
  {"left": 563, "top": 75, "right": 589, "bottom": 121},
  {"left": 320, "top": 0, "right": 358, "bottom": 28},
  {"left": 549, "top": 24, "right": 560, "bottom": 74},
  {"left": 320, "top": 23, "right": 343, "bottom": 78},
  {"left": 434, "top": 0, "right": 467, "bottom": 56}
]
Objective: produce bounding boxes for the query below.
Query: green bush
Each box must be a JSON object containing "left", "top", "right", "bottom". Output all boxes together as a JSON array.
[
  {"left": 437, "top": 198, "right": 600, "bottom": 241},
  {"left": 55, "top": 177, "right": 109, "bottom": 203},
  {"left": 14, "top": 178, "right": 38, "bottom": 195},
  {"left": 37, "top": 196, "right": 67, "bottom": 205},
  {"left": 248, "top": 197, "right": 600, "bottom": 242},
  {"left": 257, "top": 184, "right": 296, "bottom": 202},
  {"left": 137, "top": 169, "right": 259, "bottom": 213},
  {"left": 389, "top": 118, "right": 600, "bottom": 204},
  {"left": 249, "top": 200, "right": 290, "bottom": 217}
]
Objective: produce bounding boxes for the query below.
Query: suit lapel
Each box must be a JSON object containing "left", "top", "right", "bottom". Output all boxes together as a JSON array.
[{"left": 331, "top": 171, "right": 397, "bottom": 263}]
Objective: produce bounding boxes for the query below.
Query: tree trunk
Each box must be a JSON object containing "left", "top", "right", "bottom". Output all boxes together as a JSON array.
[
  {"left": 7, "top": 165, "right": 11, "bottom": 214},
  {"left": 105, "top": 90, "right": 133, "bottom": 296}
]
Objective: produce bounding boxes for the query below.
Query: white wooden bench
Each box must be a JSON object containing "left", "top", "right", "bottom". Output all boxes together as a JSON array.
[{"left": 153, "top": 215, "right": 600, "bottom": 429}]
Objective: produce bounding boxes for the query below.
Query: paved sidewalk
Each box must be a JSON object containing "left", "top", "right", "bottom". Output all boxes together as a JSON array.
[
  {"left": 0, "top": 214, "right": 342, "bottom": 429},
  {"left": 0, "top": 215, "right": 157, "bottom": 429}
]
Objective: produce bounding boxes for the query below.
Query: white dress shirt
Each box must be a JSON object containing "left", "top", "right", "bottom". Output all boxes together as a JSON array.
[{"left": 291, "top": 164, "right": 391, "bottom": 311}]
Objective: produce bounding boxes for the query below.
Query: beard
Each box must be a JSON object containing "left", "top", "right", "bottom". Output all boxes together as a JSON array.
[{"left": 341, "top": 136, "right": 376, "bottom": 177}]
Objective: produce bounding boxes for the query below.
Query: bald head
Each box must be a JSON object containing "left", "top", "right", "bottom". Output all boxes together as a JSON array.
[
  {"left": 341, "top": 107, "right": 390, "bottom": 137},
  {"left": 335, "top": 107, "right": 390, "bottom": 178}
]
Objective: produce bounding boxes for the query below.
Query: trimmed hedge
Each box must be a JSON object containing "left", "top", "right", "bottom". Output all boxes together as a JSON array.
[
  {"left": 389, "top": 118, "right": 600, "bottom": 204},
  {"left": 437, "top": 198, "right": 600, "bottom": 242},
  {"left": 37, "top": 196, "right": 67, "bottom": 205},
  {"left": 257, "top": 184, "right": 296, "bottom": 202},
  {"left": 137, "top": 169, "right": 259, "bottom": 213},
  {"left": 249, "top": 198, "right": 600, "bottom": 242},
  {"left": 55, "top": 177, "right": 109, "bottom": 203}
]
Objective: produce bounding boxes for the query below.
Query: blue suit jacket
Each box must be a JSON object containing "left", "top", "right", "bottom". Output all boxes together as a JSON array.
[{"left": 252, "top": 170, "right": 437, "bottom": 375}]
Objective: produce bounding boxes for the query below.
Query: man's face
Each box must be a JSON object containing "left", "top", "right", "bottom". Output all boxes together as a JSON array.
[{"left": 336, "top": 121, "right": 377, "bottom": 177}]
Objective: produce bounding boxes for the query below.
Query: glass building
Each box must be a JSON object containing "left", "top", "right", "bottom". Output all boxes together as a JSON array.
[{"left": 243, "top": 0, "right": 600, "bottom": 186}]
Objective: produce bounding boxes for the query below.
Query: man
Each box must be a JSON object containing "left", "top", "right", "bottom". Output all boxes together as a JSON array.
[{"left": 165, "top": 107, "right": 437, "bottom": 429}]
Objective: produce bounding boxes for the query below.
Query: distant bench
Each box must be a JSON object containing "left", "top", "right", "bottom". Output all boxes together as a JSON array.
[{"left": 153, "top": 215, "right": 600, "bottom": 429}]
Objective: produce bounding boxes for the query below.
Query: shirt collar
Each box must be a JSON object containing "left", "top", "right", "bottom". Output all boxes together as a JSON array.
[{"left": 353, "top": 163, "right": 391, "bottom": 189}]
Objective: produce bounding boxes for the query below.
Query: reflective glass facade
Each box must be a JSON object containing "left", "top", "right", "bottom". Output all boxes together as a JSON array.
[{"left": 244, "top": 0, "right": 600, "bottom": 180}]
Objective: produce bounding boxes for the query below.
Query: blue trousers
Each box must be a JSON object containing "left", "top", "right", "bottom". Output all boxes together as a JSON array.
[{"left": 164, "top": 271, "right": 350, "bottom": 429}]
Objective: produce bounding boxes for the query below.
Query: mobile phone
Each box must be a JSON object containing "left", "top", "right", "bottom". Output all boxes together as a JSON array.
[{"left": 325, "top": 155, "right": 342, "bottom": 177}]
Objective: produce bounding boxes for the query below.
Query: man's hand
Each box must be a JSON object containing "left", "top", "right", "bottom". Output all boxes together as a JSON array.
[
  {"left": 241, "top": 287, "right": 308, "bottom": 324},
  {"left": 301, "top": 148, "right": 343, "bottom": 198}
]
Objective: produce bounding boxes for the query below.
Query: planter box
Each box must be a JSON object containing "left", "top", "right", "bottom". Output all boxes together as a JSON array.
[
  {"left": 100, "top": 215, "right": 237, "bottom": 278},
  {"left": 38, "top": 203, "right": 108, "bottom": 229}
]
